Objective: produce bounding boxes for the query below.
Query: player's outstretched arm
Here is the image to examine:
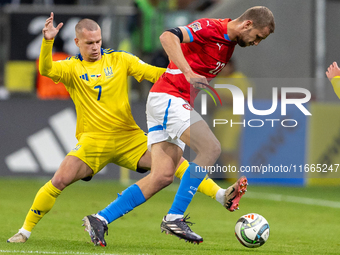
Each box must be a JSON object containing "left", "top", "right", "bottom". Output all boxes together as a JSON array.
[
  {"left": 39, "top": 13, "right": 64, "bottom": 80},
  {"left": 159, "top": 28, "right": 208, "bottom": 88},
  {"left": 42, "top": 12, "right": 63, "bottom": 40}
]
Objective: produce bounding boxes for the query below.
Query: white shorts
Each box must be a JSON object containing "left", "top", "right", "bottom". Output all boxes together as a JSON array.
[{"left": 146, "top": 92, "right": 203, "bottom": 151}]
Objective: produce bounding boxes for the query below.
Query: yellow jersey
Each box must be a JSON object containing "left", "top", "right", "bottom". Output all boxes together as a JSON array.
[{"left": 39, "top": 38, "right": 165, "bottom": 139}]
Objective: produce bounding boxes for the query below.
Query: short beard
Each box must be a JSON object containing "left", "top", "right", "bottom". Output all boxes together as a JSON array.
[{"left": 237, "top": 39, "right": 247, "bottom": 47}]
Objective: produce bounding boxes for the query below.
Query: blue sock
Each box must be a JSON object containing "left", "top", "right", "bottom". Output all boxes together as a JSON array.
[
  {"left": 168, "top": 162, "right": 207, "bottom": 215},
  {"left": 98, "top": 184, "right": 146, "bottom": 224}
]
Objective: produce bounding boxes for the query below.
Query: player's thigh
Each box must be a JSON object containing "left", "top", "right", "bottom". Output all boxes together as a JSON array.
[
  {"left": 67, "top": 134, "right": 114, "bottom": 176},
  {"left": 52, "top": 155, "right": 93, "bottom": 189},
  {"left": 180, "top": 119, "right": 220, "bottom": 155},
  {"left": 150, "top": 141, "right": 182, "bottom": 178},
  {"left": 112, "top": 128, "right": 149, "bottom": 171},
  {"left": 137, "top": 150, "right": 151, "bottom": 170},
  {"left": 214, "top": 109, "right": 242, "bottom": 151}
]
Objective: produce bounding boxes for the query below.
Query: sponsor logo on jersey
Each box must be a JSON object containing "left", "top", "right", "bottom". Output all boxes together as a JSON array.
[
  {"left": 79, "top": 73, "right": 89, "bottom": 81},
  {"left": 104, "top": 67, "right": 114, "bottom": 78},
  {"left": 216, "top": 43, "right": 223, "bottom": 50},
  {"left": 182, "top": 104, "right": 193, "bottom": 110},
  {"left": 189, "top": 22, "right": 202, "bottom": 32}
]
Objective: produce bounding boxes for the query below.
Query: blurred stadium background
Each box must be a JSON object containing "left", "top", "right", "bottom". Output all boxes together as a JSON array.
[{"left": 1, "top": 0, "right": 340, "bottom": 187}]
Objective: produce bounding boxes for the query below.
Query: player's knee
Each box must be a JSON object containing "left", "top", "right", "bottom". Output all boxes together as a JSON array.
[
  {"left": 153, "top": 173, "right": 174, "bottom": 189},
  {"left": 51, "top": 175, "right": 71, "bottom": 191},
  {"left": 211, "top": 140, "right": 222, "bottom": 160},
  {"left": 199, "top": 140, "right": 221, "bottom": 164},
  {"left": 162, "top": 174, "right": 175, "bottom": 187}
]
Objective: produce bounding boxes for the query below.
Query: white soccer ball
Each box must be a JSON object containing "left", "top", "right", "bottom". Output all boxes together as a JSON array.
[{"left": 234, "top": 213, "right": 270, "bottom": 248}]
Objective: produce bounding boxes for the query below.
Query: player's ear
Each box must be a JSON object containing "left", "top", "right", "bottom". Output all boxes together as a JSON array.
[
  {"left": 243, "top": 20, "right": 253, "bottom": 30},
  {"left": 74, "top": 37, "right": 79, "bottom": 47}
]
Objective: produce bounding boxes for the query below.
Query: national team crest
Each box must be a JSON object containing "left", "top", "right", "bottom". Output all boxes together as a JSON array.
[
  {"left": 182, "top": 104, "right": 193, "bottom": 110},
  {"left": 104, "top": 67, "right": 114, "bottom": 78},
  {"left": 189, "top": 22, "right": 202, "bottom": 32}
]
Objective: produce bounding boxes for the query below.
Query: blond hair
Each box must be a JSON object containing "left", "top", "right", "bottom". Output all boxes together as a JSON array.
[{"left": 75, "top": 19, "right": 100, "bottom": 36}]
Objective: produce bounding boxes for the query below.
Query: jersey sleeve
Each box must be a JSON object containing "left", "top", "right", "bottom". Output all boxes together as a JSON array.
[
  {"left": 183, "top": 18, "right": 218, "bottom": 45},
  {"left": 331, "top": 76, "right": 340, "bottom": 99},
  {"left": 124, "top": 52, "right": 166, "bottom": 83},
  {"left": 39, "top": 38, "right": 72, "bottom": 86}
]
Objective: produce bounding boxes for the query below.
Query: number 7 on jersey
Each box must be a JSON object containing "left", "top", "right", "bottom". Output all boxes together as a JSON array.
[{"left": 94, "top": 85, "right": 102, "bottom": 101}]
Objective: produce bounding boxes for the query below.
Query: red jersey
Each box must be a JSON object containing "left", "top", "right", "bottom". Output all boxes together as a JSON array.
[{"left": 151, "top": 18, "right": 237, "bottom": 104}]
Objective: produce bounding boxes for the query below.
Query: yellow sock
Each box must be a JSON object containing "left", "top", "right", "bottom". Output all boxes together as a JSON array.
[
  {"left": 174, "top": 160, "right": 189, "bottom": 179},
  {"left": 22, "top": 180, "right": 61, "bottom": 232},
  {"left": 175, "top": 160, "right": 222, "bottom": 200}
]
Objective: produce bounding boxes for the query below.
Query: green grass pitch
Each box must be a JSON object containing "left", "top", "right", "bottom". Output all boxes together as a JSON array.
[{"left": 1, "top": 178, "right": 340, "bottom": 255}]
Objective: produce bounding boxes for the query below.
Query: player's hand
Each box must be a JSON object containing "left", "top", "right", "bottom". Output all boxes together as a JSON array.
[
  {"left": 42, "top": 12, "right": 63, "bottom": 40},
  {"left": 184, "top": 72, "right": 209, "bottom": 89},
  {"left": 326, "top": 62, "right": 340, "bottom": 82}
]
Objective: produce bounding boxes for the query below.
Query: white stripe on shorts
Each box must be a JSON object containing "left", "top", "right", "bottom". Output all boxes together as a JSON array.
[{"left": 165, "top": 68, "right": 183, "bottom": 75}]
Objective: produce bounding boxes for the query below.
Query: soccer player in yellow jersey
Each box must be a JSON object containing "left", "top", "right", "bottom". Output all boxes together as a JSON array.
[
  {"left": 326, "top": 62, "right": 340, "bottom": 98},
  {"left": 7, "top": 12, "right": 241, "bottom": 245}
]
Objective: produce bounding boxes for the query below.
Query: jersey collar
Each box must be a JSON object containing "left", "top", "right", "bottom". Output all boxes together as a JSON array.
[
  {"left": 222, "top": 18, "right": 235, "bottom": 43},
  {"left": 76, "top": 48, "right": 104, "bottom": 61}
]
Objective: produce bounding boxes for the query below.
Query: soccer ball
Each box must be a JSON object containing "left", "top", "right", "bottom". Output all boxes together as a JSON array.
[{"left": 234, "top": 213, "right": 270, "bottom": 248}]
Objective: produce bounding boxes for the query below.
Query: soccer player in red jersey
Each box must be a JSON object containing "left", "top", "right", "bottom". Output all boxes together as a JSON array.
[
  {"left": 83, "top": 6, "right": 275, "bottom": 246},
  {"left": 146, "top": 6, "right": 275, "bottom": 242}
]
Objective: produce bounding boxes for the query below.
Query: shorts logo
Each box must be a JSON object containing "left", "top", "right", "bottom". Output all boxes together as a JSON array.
[
  {"left": 189, "top": 22, "right": 202, "bottom": 32},
  {"left": 72, "top": 145, "right": 82, "bottom": 152},
  {"left": 182, "top": 104, "right": 193, "bottom": 110}
]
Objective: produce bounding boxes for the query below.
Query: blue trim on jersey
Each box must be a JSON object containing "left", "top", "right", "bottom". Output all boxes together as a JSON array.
[
  {"left": 148, "top": 125, "right": 163, "bottom": 132},
  {"left": 76, "top": 53, "right": 83, "bottom": 61},
  {"left": 103, "top": 48, "right": 115, "bottom": 54},
  {"left": 184, "top": 27, "right": 194, "bottom": 42},
  {"left": 102, "top": 48, "right": 136, "bottom": 57},
  {"left": 224, "top": 34, "right": 231, "bottom": 41},
  {"left": 76, "top": 49, "right": 104, "bottom": 61},
  {"left": 163, "top": 99, "right": 172, "bottom": 129}
]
